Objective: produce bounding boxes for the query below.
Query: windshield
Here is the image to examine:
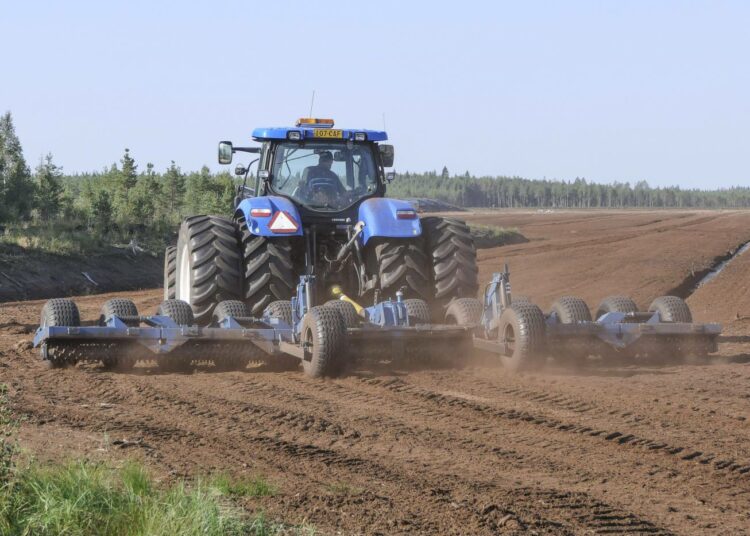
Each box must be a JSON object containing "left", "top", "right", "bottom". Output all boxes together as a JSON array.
[{"left": 270, "top": 141, "right": 378, "bottom": 211}]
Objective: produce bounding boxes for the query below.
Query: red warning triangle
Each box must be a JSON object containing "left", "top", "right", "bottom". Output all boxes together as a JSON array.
[{"left": 268, "top": 211, "right": 299, "bottom": 233}]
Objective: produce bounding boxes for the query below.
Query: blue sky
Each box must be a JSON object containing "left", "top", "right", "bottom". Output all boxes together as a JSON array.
[{"left": 2, "top": 1, "right": 748, "bottom": 188}]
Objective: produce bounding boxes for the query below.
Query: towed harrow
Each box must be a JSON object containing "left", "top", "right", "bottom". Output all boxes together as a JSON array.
[
  {"left": 33, "top": 275, "right": 473, "bottom": 376},
  {"left": 468, "top": 266, "right": 722, "bottom": 369}
]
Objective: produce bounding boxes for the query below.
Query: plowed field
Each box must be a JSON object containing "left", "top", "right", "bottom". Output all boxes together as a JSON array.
[{"left": 2, "top": 210, "right": 750, "bottom": 535}]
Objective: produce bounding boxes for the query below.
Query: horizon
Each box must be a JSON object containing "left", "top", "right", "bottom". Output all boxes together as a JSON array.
[{"left": 3, "top": 1, "right": 748, "bottom": 189}]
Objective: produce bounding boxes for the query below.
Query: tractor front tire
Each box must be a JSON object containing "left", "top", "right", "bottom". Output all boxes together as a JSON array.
[
  {"left": 421, "top": 216, "right": 479, "bottom": 314},
  {"left": 175, "top": 215, "right": 243, "bottom": 325}
]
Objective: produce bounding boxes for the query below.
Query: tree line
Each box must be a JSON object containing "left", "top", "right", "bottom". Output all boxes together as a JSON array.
[
  {"left": 387, "top": 168, "right": 750, "bottom": 209},
  {"left": 2, "top": 111, "right": 750, "bottom": 254}
]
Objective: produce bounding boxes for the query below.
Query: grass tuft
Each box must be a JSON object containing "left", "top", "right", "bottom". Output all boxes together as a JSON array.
[
  {"left": 469, "top": 223, "right": 528, "bottom": 248},
  {"left": 211, "top": 473, "right": 277, "bottom": 498},
  {"left": 0, "top": 459, "right": 291, "bottom": 536}
]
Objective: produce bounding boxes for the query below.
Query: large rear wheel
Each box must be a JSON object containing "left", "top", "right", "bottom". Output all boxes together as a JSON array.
[
  {"left": 175, "top": 215, "right": 243, "bottom": 325},
  {"left": 237, "top": 217, "right": 296, "bottom": 316},
  {"left": 364, "top": 237, "right": 431, "bottom": 303},
  {"left": 421, "top": 216, "right": 479, "bottom": 315},
  {"left": 164, "top": 245, "right": 177, "bottom": 300}
]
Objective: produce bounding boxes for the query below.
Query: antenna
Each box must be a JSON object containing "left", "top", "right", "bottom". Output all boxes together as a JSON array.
[{"left": 308, "top": 90, "right": 316, "bottom": 117}]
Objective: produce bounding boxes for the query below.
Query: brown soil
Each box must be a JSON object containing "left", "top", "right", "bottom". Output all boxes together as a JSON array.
[
  {"left": 0, "top": 244, "right": 162, "bottom": 302},
  {"left": 2, "top": 210, "right": 750, "bottom": 535}
]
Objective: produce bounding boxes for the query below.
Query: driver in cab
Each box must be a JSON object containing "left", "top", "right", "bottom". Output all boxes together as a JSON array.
[{"left": 300, "top": 151, "right": 346, "bottom": 206}]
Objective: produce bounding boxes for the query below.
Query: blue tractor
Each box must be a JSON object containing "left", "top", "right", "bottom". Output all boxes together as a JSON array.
[
  {"left": 164, "top": 118, "right": 478, "bottom": 324},
  {"left": 34, "top": 119, "right": 481, "bottom": 377}
]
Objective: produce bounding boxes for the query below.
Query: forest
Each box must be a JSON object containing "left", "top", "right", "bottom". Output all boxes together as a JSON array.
[{"left": 2, "top": 111, "right": 749, "bottom": 254}]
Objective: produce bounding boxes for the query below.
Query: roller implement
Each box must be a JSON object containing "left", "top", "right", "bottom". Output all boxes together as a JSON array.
[
  {"left": 33, "top": 118, "right": 480, "bottom": 376},
  {"left": 467, "top": 266, "right": 722, "bottom": 370}
]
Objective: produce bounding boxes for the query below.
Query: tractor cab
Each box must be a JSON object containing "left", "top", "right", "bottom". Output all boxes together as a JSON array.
[{"left": 219, "top": 118, "right": 394, "bottom": 218}]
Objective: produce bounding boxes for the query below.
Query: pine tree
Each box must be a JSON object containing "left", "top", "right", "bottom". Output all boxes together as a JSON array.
[
  {"left": 35, "top": 153, "right": 64, "bottom": 221},
  {"left": 162, "top": 160, "right": 185, "bottom": 218},
  {"left": 0, "top": 111, "right": 35, "bottom": 221}
]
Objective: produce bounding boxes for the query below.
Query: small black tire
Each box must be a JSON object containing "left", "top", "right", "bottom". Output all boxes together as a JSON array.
[
  {"left": 595, "top": 296, "right": 638, "bottom": 320},
  {"left": 445, "top": 297, "right": 483, "bottom": 326},
  {"left": 263, "top": 300, "right": 294, "bottom": 326},
  {"left": 324, "top": 300, "right": 360, "bottom": 328},
  {"left": 421, "top": 216, "right": 479, "bottom": 312},
  {"left": 404, "top": 298, "right": 431, "bottom": 325},
  {"left": 213, "top": 300, "right": 251, "bottom": 324},
  {"left": 164, "top": 245, "right": 177, "bottom": 300},
  {"left": 648, "top": 296, "right": 692, "bottom": 323},
  {"left": 550, "top": 296, "right": 591, "bottom": 323},
  {"left": 98, "top": 298, "right": 139, "bottom": 327},
  {"left": 40, "top": 298, "right": 80, "bottom": 328},
  {"left": 156, "top": 299, "right": 195, "bottom": 326},
  {"left": 497, "top": 303, "right": 546, "bottom": 372},
  {"left": 300, "top": 306, "right": 346, "bottom": 378}
]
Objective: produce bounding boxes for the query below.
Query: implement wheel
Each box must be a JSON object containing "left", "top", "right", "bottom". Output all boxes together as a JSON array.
[
  {"left": 648, "top": 296, "right": 692, "bottom": 323},
  {"left": 301, "top": 306, "right": 346, "bottom": 378},
  {"left": 164, "top": 245, "right": 177, "bottom": 300},
  {"left": 99, "top": 298, "right": 139, "bottom": 327},
  {"left": 40, "top": 299, "right": 81, "bottom": 369},
  {"left": 156, "top": 299, "right": 195, "bottom": 326},
  {"left": 264, "top": 300, "right": 293, "bottom": 326},
  {"left": 549, "top": 296, "right": 592, "bottom": 363},
  {"left": 325, "top": 300, "right": 360, "bottom": 328},
  {"left": 176, "top": 215, "right": 243, "bottom": 325},
  {"left": 595, "top": 296, "right": 638, "bottom": 319},
  {"left": 213, "top": 300, "right": 250, "bottom": 324},
  {"left": 497, "top": 303, "right": 546, "bottom": 372}
]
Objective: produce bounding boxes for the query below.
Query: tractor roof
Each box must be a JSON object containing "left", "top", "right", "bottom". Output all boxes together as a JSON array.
[{"left": 252, "top": 118, "right": 387, "bottom": 142}]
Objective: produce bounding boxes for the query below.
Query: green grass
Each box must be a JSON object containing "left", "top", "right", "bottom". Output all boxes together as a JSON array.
[
  {"left": 0, "top": 385, "right": 311, "bottom": 535},
  {"left": 210, "top": 473, "right": 277, "bottom": 498},
  {"left": 468, "top": 223, "right": 527, "bottom": 248}
]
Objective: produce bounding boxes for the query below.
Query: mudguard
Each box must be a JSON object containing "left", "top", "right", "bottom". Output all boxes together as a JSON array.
[
  {"left": 358, "top": 198, "right": 421, "bottom": 245},
  {"left": 235, "top": 196, "right": 304, "bottom": 237}
]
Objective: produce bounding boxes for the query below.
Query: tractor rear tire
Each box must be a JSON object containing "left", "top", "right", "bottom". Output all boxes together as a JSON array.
[
  {"left": 301, "top": 306, "right": 347, "bottom": 378},
  {"left": 238, "top": 217, "right": 296, "bottom": 316},
  {"left": 164, "top": 245, "right": 177, "bottom": 300},
  {"left": 648, "top": 296, "right": 692, "bottom": 323},
  {"left": 497, "top": 303, "right": 546, "bottom": 372},
  {"left": 366, "top": 238, "right": 431, "bottom": 301},
  {"left": 175, "top": 215, "right": 243, "bottom": 325},
  {"left": 421, "top": 216, "right": 479, "bottom": 314},
  {"left": 99, "top": 298, "right": 139, "bottom": 327},
  {"left": 263, "top": 300, "right": 293, "bottom": 326},
  {"left": 213, "top": 300, "right": 251, "bottom": 324},
  {"left": 595, "top": 296, "right": 638, "bottom": 320},
  {"left": 325, "top": 300, "right": 360, "bottom": 328},
  {"left": 550, "top": 296, "right": 591, "bottom": 323},
  {"left": 156, "top": 299, "right": 195, "bottom": 326}
]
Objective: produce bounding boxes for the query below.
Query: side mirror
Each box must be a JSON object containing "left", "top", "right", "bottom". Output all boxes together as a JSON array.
[
  {"left": 218, "top": 141, "right": 233, "bottom": 165},
  {"left": 386, "top": 171, "right": 396, "bottom": 182},
  {"left": 234, "top": 164, "right": 247, "bottom": 176},
  {"left": 379, "top": 144, "right": 395, "bottom": 167}
]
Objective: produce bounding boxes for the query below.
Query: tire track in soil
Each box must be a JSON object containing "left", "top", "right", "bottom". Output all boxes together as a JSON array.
[{"left": 8, "top": 358, "right": 674, "bottom": 535}]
